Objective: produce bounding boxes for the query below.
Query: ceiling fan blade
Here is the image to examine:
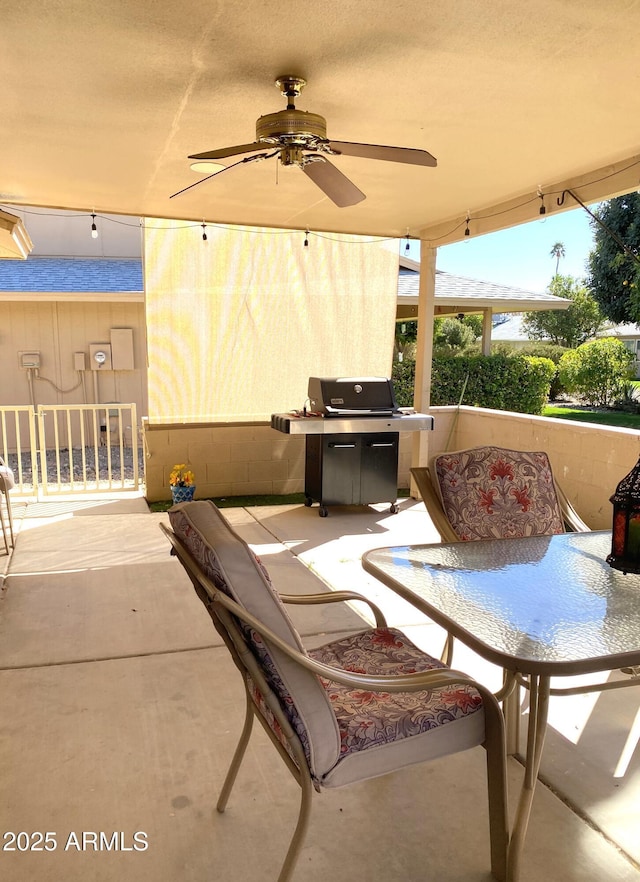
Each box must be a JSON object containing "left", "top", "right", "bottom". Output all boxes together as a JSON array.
[
  {"left": 327, "top": 140, "right": 437, "bottom": 167},
  {"left": 302, "top": 159, "right": 366, "bottom": 207},
  {"left": 188, "top": 142, "right": 266, "bottom": 161},
  {"left": 170, "top": 151, "right": 277, "bottom": 199}
]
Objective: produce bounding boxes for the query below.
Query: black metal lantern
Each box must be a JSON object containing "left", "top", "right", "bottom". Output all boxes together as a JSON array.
[{"left": 607, "top": 456, "right": 640, "bottom": 574}]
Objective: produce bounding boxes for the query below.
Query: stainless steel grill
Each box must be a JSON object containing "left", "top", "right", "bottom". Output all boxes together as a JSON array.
[{"left": 271, "top": 377, "right": 434, "bottom": 516}]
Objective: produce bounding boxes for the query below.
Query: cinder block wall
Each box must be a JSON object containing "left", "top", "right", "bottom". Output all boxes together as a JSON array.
[
  {"left": 428, "top": 406, "right": 640, "bottom": 530},
  {"left": 142, "top": 419, "right": 417, "bottom": 502},
  {"left": 143, "top": 408, "right": 639, "bottom": 528}
]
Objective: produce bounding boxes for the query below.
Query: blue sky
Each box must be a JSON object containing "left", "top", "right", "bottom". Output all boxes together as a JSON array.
[{"left": 403, "top": 207, "right": 596, "bottom": 294}]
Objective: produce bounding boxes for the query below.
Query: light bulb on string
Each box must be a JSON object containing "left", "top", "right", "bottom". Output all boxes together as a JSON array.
[
  {"left": 538, "top": 188, "right": 546, "bottom": 216},
  {"left": 201, "top": 222, "right": 208, "bottom": 242},
  {"left": 464, "top": 214, "right": 470, "bottom": 237},
  {"left": 303, "top": 229, "right": 309, "bottom": 248},
  {"left": 90, "top": 214, "right": 98, "bottom": 239}
]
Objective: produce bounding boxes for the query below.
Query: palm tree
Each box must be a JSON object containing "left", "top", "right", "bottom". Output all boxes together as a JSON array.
[{"left": 550, "top": 241, "right": 566, "bottom": 276}]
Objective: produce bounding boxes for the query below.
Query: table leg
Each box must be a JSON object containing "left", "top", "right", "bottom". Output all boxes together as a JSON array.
[
  {"left": 507, "top": 674, "right": 551, "bottom": 881},
  {"left": 502, "top": 672, "right": 521, "bottom": 756}
]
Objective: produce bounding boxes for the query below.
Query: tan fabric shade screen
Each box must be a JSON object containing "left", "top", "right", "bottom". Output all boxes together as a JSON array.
[{"left": 144, "top": 220, "right": 399, "bottom": 423}]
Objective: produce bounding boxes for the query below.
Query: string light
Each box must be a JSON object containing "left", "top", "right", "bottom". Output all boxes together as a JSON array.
[
  {"left": 538, "top": 188, "right": 546, "bottom": 216},
  {"left": 303, "top": 229, "right": 309, "bottom": 248},
  {"left": 201, "top": 222, "right": 208, "bottom": 242},
  {"left": 9, "top": 152, "right": 640, "bottom": 251}
]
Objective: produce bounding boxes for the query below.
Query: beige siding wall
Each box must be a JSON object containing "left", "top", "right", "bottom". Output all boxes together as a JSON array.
[
  {"left": 428, "top": 405, "right": 640, "bottom": 530},
  {"left": 0, "top": 300, "right": 147, "bottom": 418}
]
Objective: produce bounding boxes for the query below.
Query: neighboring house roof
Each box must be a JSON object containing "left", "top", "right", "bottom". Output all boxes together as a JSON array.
[
  {"left": 0, "top": 253, "right": 571, "bottom": 315},
  {"left": 0, "top": 256, "right": 143, "bottom": 301},
  {"left": 397, "top": 262, "right": 571, "bottom": 316},
  {"left": 491, "top": 314, "right": 528, "bottom": 341},
  {"left": 600, "top": 322, "right": 640, "bottom": 340}
]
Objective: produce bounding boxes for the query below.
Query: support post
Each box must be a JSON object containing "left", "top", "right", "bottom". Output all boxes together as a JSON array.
[
  {"left": 482, "top": 308, "right": 493, "bottom": 356},
  {"left": 411, "top": 244, "right": 437, "bottom": 475}
]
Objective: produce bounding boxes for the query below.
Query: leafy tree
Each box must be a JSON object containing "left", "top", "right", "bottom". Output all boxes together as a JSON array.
[
  {"left": 521, "top": 275, "right": 607, "bottom": 348},
  {"left": 587, "top": 193, "right": 640, "bottom": 323},
  {"left": 395, "top": 319, "right": 418, "bottom": 345},
  {"left": 433, "top": 317, "right": 476, "bottom": 353},
  {"left": 460, "top": 313, "right": 483, "bottom": 339},
  {"left": 558, "top": 337, "right": 633, "bottom": 407},
  {"left": 550, "top": 241, "right": 566, "bottom": 276}
]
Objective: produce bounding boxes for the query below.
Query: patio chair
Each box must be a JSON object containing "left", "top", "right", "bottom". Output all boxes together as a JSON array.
[
  {"left": 161, "top": 500, "right": 509, "bottom": 882},
  {"left": 0, "top": 457, "right": 15, "bottom": 554},
  {"left": 412, "top": 445, "right": 590, "bottom": 543}
]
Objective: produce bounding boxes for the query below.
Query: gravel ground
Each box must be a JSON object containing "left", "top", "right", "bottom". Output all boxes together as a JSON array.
[{"left": 4, "top": 446, "right": 144, "bottom": 487}]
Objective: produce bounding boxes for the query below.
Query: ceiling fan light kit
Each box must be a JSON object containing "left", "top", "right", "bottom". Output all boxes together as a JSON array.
[{"left": 175, "top": 76, "right": 436, "bottom": 207}]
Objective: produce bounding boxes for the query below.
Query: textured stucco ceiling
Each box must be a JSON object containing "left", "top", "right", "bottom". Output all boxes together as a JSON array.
[{"left": 2, "top": 0, "right": 640, "bottom": 243}]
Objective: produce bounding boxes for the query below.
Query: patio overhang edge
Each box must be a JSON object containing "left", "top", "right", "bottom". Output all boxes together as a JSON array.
[
  {"left": 0, "top": 210, "right": 33, "bottom": 260},
  {"left": 415, "top": 151, "right": 640, "bottom": 247}
]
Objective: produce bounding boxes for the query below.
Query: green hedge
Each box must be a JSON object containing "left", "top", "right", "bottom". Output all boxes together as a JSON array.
[
  {"left": 519, "top": 343, "right": 570, "bottom": 399},
  {"left": 392, "top": 354, "right": 556, "bottom": 415},
  {"left": 558, "top": 337, "right": 634, "bottom": 407}
]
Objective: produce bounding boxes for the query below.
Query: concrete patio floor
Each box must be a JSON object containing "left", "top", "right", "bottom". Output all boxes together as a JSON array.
[{"left": 1, "top": 494, "right": 639, "bottom": 882}]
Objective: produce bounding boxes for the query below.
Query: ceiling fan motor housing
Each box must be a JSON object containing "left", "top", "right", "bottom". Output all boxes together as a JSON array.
[{"left": 256, "top": 109, "right": 328, "bottom": 145}]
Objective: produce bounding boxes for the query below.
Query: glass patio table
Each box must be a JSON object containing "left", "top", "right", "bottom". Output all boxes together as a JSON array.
[{"left": 362, "top": 530, "right": 640, "bottom": 881}]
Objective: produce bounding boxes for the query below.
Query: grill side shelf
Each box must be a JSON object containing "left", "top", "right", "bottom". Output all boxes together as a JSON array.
[{"left": 270, "top": 413, "right": 434, "bottom": 435}]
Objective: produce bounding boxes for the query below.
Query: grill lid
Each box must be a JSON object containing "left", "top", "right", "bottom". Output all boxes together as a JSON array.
[{"left": 308, "top": 376, "right": 399, "bottom": 417}]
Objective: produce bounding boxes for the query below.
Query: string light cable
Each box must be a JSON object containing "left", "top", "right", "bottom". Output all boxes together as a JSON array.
[
  {"left": 557, "top": 188, "right": 640, "bottom": 266},
  {"left": 6, "top": 151, "right": 640, "bottom": 254}
]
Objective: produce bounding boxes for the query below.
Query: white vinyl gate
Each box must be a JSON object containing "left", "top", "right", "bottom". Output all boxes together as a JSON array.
[{"left": 0, "top": 403, "right": 142, "bottom": 497}]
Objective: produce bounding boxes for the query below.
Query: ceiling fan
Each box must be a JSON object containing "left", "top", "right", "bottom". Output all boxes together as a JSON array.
[{"left": 171, "top": 76, "right": 437, "bottom": 207}]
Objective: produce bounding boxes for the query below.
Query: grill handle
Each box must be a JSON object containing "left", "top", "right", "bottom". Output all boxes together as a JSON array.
[
  {"left": 366, "top": 441, "right": 396, "bottom": 448},
  {"left": 328, "top": 442, "right": 357, "bottom": 449}
]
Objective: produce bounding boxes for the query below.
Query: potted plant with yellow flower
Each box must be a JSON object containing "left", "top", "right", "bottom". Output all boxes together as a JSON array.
[{"left": 169, "top": 463, "right": 196, "bottom": 504}]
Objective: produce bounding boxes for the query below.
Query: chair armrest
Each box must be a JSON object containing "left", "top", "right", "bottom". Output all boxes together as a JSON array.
[
  {"left": 279, "top": 591, "right": 387, "bottom": 628},
  {"left": 410, "top": 466, "right": 460, "bottom": 542},
  {"left": 555, "top": 482, "right": 590, "bottom": 532}
]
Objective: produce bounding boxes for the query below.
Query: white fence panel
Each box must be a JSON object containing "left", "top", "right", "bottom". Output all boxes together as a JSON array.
[
  {"left": 0, "top": 404, "right": 142, "bottom": 496},
  {"left": 0, "top": 406, "right": 39, "bottom": 494}
]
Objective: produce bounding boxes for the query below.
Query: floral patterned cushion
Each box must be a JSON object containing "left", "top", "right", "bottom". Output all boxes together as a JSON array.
[
  {"left": 169, "top": 502, "right": 486, "bottom": 790},
  {"left": 245, "top": 672, "right": 300, "bottom": 767},
  {"left": 168, "top": 502, "right": 340, "bottom": 780},
  {"left": 433, "top": 446, "right": 565, "bottom": 541},
  {"left": 311, "top": 627, "right": 482, "bottom": 763}
]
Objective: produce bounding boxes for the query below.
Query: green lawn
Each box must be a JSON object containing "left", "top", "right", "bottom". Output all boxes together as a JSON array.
[
  {"left": 149, "top": 488, "right": 412, "bottom": 513},
  {"left": 543, "top": 405, "right": 640, "bottom": 430}
]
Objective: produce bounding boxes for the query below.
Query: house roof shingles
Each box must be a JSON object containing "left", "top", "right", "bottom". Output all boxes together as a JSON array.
[
  {"left": 1, "top": 256, "right": 566, "bottom": 313},
  {"left": 0, "top": 256, "right": 143, "bottom": 293},
  {"left": 398, "top": 266, "right": 570, "bottom": 312}
]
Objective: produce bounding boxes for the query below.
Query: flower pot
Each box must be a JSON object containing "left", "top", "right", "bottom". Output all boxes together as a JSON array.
[{"left": 171, "top": 485, "right": 196, "bottom": 504}]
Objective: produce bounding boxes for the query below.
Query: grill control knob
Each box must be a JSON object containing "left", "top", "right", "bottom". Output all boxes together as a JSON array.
[{"left": 354, "top": 384, "right": 363, "bottom": 394}]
